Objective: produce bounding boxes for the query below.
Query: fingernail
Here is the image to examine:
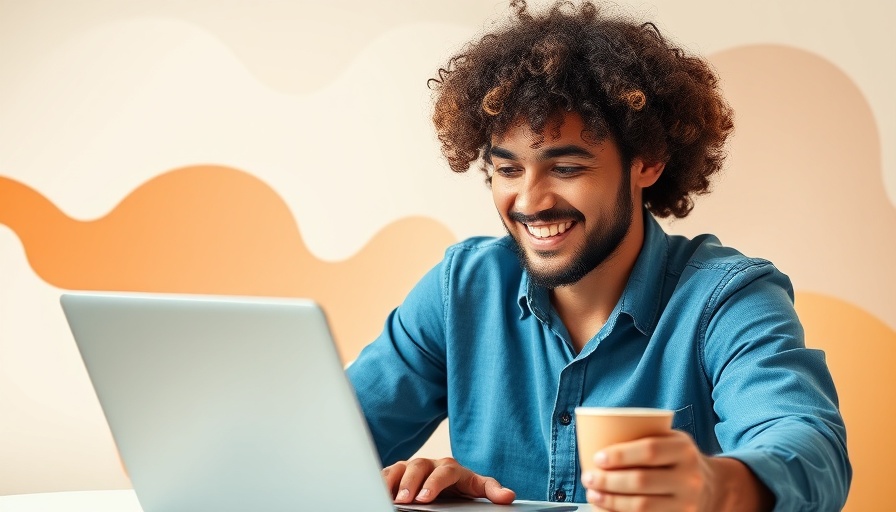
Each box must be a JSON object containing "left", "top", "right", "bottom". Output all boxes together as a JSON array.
[
  {"left": 594, "top": 451, "right": 607, "bottom": 467},
  {"left": 593, "top": 491, "right": 604, "bottom": 504},
  {"left": 396, "top": 488, "right": 410, "bottom": 501},
  {"left": 416, "top": 488, "right": 431, "bottom": 500},
  {"left": 582, "top": 472, "right": 593, "bottom": 485}
]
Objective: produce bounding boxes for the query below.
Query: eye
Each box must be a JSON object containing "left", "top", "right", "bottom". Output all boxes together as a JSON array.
[
  {"left": 553, "top": 166, "right": 583, "bottom": 176},
  {"left": 494, "top": 166, "right": 522, "bottom": 178}
]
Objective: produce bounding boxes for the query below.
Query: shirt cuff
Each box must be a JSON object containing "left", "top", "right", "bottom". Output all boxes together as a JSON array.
[{"left": 719, "top": 449, "right": 815, "bottom": 512}]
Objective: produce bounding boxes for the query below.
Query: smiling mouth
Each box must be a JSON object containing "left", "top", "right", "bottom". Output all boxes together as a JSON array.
[{"left": 525, "top": 221, "right": 574, "bottom": 239}]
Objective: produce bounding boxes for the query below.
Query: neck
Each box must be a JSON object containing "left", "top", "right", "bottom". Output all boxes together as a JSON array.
[{"left": 550, "top": 209, "right": 647, "bottom": 352}]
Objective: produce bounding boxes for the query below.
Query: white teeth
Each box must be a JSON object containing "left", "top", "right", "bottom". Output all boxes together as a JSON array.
[{"left": 526, "top": 221, "right": 573, "bottom": 239}]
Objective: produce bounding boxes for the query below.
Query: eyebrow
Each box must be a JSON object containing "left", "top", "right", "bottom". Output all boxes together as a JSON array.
[
  {"left": 542, "top": 145, "right": 596, "bottom": 159},
  {"left": 489, "top": 144, "right": 596, "bottom": 161}
]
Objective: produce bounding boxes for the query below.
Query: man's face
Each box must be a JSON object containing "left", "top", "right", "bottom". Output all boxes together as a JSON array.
[{"left": 489, "top": 112, "right": 634, "bottom": 289}]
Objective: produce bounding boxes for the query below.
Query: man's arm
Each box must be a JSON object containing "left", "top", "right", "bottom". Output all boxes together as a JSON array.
[
  {"left": 705, "top": 457, "right": 775, "bottom": 511},
  {"left": 347, "top": 262, "right": 449, "bottom": 465},
  {"left": 348, "top": 253, "right": 518, "bottom": 505},
  {"left": 580, "top": 261, "right": 849, "bottom": 511},
  {"left": 702, "top": 262, "right": 850, "bottom": 510}
]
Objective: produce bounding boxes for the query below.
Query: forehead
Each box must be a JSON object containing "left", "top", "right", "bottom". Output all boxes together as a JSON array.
[{"left": 491, "top": 111, "right": 603, "bottom": 150}]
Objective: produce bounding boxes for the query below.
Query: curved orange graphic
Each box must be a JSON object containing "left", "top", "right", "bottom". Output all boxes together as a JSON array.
[
  {"left": 0, "top": 166, "right": 455, "bottom": 362},
  {"left": 794, "top": 292, "right": 896, "bottom": 512},
  {"left": 679, "top": 45, "right": 896, "bottom": 330},
  {"left": 688, "top": 45, "right": 896, "bottom": 510}
]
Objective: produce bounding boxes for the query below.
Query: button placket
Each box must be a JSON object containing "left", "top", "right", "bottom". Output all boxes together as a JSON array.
[{"left": 559, "top": 411, "right": 572, "bottom": 425}]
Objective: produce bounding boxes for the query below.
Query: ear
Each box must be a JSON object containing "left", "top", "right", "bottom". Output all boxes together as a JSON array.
[{"left": 630, "top": 158, "right": 665, "bottom": 189}]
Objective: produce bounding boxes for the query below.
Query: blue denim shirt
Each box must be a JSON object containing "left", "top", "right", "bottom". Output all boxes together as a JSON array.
[{"left": 347, "top": 214, "right": 850, "bottom": 510}]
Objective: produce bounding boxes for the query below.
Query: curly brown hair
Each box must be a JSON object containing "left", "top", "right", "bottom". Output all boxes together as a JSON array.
[{"left": 430, "top": 0, "right": 734, "bottom": 218}]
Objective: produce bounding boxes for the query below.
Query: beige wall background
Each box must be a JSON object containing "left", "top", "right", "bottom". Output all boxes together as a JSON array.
[{"left": 1, "top": 0, "right": 894, "bottom": 509}]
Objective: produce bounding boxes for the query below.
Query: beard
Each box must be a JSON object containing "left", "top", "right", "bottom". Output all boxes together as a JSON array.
[{"left": 503, "top": 173, "right": 633, "bottom": 289}]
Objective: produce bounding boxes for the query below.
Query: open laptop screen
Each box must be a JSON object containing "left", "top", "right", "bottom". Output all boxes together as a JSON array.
[{"left": 61, "top": 292, "right": 393, "bottom": 512}]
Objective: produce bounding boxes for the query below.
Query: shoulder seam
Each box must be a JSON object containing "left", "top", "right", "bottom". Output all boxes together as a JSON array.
[
  {"left": 441, "top": 247, "right": 455, "bottom": 330},
  {"left": 696, "top": 258, "right": 773, "bottom": 385}
]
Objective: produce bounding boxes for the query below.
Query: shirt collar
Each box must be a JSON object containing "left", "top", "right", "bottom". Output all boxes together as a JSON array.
[
  {"left": 619, "top": 212, "right": 667, "bottom": 335},
  {"left": 516, "top": 211, "right": 668, "bottom": 334},
  {"left": 517, "top": 273, "right": 551, "bottom": 322}
]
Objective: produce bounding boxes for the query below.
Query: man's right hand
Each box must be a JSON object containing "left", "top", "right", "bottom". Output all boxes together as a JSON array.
[{"left": 382, "top": 457, "right": 516, "bottom": 505}]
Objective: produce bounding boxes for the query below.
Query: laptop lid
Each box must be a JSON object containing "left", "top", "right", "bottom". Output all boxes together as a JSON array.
[{"left": 61, "top": 292, "right": 394, "bottom": 512}]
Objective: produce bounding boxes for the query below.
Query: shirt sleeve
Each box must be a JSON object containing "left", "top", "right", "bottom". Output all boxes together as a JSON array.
[
  {"left": 346, "top": 258, "right": 449, "bottom": 466},
  {"left": 700, "top": 260, "right": 851, "bottom": 511}
]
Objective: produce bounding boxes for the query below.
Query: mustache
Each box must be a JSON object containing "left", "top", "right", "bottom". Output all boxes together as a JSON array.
[{"left": 508, "top": 208, "right": 585, "bottom": 225}]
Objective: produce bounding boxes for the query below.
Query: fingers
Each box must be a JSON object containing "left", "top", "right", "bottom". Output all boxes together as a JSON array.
[
  {"left": 392, "top": 458, "right": 439, "bottom": 503},
  {"left": 448, "top": 473, "right": 516, "bottom": 504},
  {"left": 597, "top": 431, "right": 696, "bottom": 469},
  {"left": 413, "top": 459, "right": 465, "bottom": 502},
  {"left": 383, "top": 457, "right": 467, "bottom": 504},
  {"left": 483, "top": 476, "right": 517, "bottom": 504},
  {"left": 583, "top": 465, "right": 679, "bottom": 495},
  {"left": 380, "top": 458, "right": 515, "bottom": 505},
  {"left": 580, "top": 432, "right": 708, "bottom": 511},
  {"left": 585, "top": 489, "right": 677, "bottom": 512},
  {"left": 381, "top": 461, "right": 411, "bottom": 499}
]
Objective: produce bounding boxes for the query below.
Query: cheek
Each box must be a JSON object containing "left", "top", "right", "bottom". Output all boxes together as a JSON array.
[{"left": 491, "top": 182, "right": 513, "bottom": 211}]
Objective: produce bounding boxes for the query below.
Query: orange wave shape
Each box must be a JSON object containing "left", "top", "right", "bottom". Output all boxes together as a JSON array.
[
  {"left": 680, "top": 45, "right": 896, "bottom": 331},
  {"left": 794, "top": 293, "right": 896, "bottom": 512},
  {"left": 0, "top": 165, "right": 455, "bottom": 362}
]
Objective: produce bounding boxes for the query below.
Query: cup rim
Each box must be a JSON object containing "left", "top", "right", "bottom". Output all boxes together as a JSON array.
[{"left": 574, "top": 407, "right": 674, "bottom": 417}]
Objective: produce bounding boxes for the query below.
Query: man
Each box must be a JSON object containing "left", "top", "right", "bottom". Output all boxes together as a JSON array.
[{"left": 347, "top": 1, "right": 851, "bottom": 510}]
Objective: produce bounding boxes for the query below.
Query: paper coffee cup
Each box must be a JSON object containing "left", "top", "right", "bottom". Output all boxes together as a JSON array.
[{"left": 575, "top": 407, "right": 674, "bottom": 473}]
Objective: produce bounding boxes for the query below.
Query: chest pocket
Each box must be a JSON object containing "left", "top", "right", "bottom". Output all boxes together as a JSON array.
[{"left": 672, "top": 404, "right": 696, "bottom": 440}]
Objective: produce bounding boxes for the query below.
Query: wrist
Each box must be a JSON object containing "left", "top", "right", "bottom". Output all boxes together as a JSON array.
[{"left": 704, "top": 456, "right": 775, "bottom": 512}]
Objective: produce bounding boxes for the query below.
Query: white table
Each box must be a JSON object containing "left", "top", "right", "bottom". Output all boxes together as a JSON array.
[
  {"left": 0, "top": 490, "right": 141, "bottom": 512},
  {"left": 0, "top": 490, "right": 587, "bottom": 511}
]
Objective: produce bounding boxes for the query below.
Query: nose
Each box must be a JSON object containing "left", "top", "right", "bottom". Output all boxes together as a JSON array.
[{"left": 514, "top": 172, "right": 556, "bottom": 215}]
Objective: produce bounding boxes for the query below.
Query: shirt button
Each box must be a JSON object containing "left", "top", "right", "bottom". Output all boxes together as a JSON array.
[
  {"left": 554, "top": 489, "right": 567, "bottom": 502},
  {"left": 559, "top": 411, "right": 572, "bottom": 425}
]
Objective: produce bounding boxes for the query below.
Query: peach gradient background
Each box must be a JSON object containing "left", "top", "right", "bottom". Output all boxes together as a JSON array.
[{"left": 1, "top": 0, "right": 893, "bottom": 510}]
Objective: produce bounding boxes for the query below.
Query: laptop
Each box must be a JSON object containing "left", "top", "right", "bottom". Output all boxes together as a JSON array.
[{"left": 61, "top": 292, "right": 574, "bottom": 512}]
